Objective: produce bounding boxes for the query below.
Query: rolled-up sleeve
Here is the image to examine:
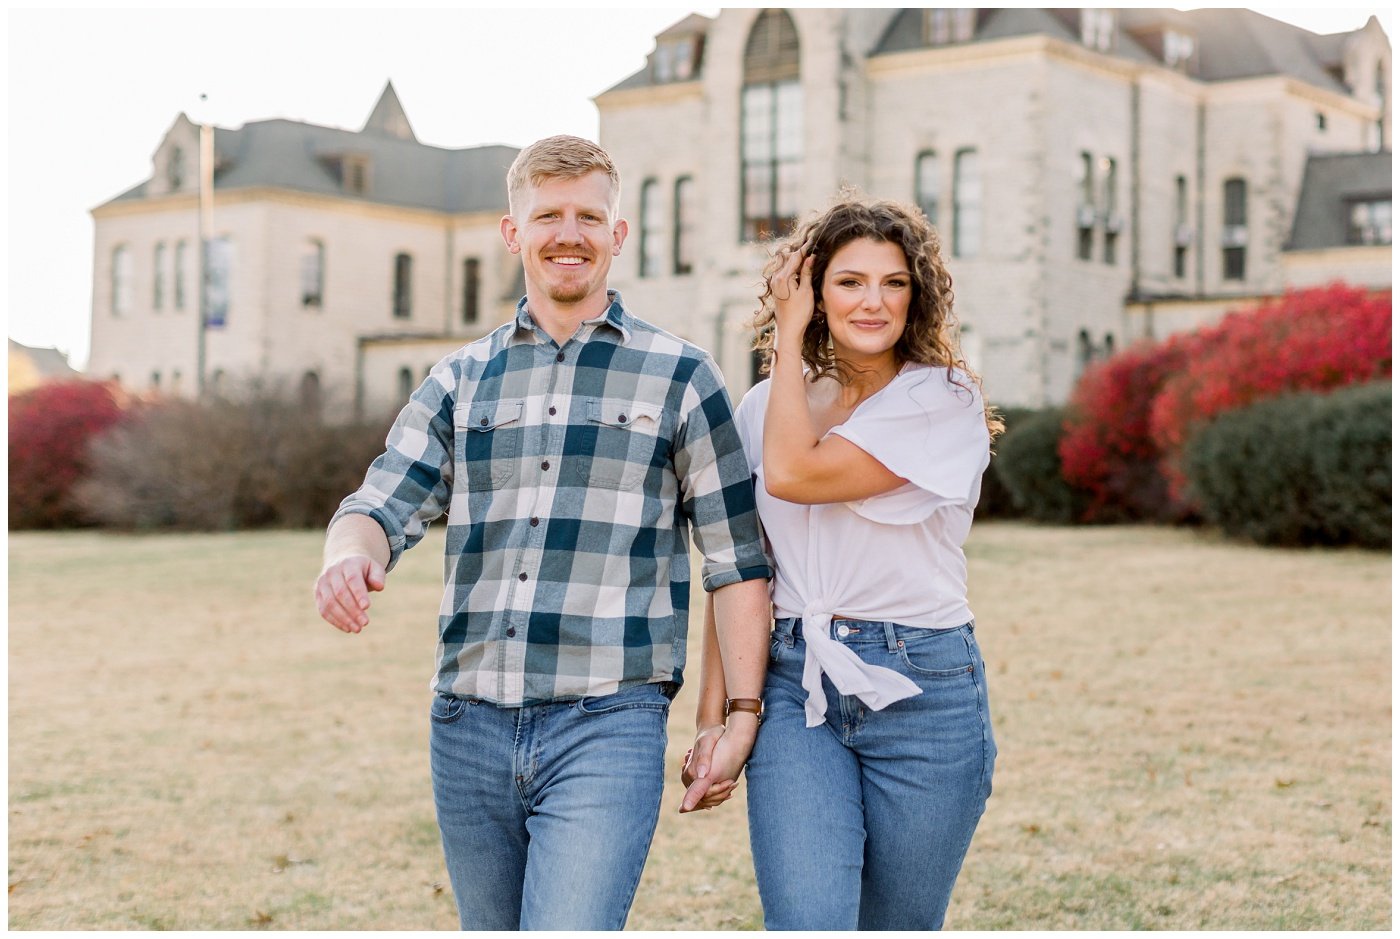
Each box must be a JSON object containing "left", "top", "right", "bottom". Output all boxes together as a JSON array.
[
  {"left": 329, "top": 365, "right": 458, "bottom": 572},
  {"left": 674, "top": 358, "right": 772, "bottom": 591}
]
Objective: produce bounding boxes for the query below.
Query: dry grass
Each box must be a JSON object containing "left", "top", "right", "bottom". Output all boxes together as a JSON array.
[{"left": 7, "top": 522, "right": 1390, "bottom": 930}]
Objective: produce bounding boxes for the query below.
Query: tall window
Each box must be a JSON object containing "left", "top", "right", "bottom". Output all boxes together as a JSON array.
[
  {"left": 1102, "top": 157, "right": 1119, "bottom": 265},
  {"left": 953, "top": 149, "right": 980, "bottom": 259},
  {"left": 673, "top": 176, "right": 696, "bottom": 275},
  {"left": 398, "top": 366, "right": 415, "bottom": 402},
  {"left": 639, "top": 178, "right": 662, "bottom": 277},
  {"left": 741, "top": 9, "right": 802, "bottom": 242},
  {"left": 153, "top": 242, "right": 166, "bottom": 311},
  {"left": 915, "top": 151, "right": 939, "bottom": 228},
  {"left": 301, "top": 238, "right": 324, "bottom": 308},
  {"left": 1370, "top": 61, "right": 1386, "bottom": 152},
  {"left": 1076, "top": 151, "right": 1095, "bottom": 260},
  {"left": 111, "top": 244, "right": 133, "bottom": 316},
  {"left": 1222, "top": 178, "right": 1247, "bottom": 281},
  {"left": 204, "top": 236, "right": 233, "bottom": 327},
  {"left": 393, "top": 252, "right": 412, "bottom": 318},
  {"left": 1076, "top": 329, "right": 1094, "bottom": 376},
  {"left": 1347, "top": 200, "right": 1392, "bottom": 245},
  {"left": 300, "top": 371, "right": 322, "bottom": 417},
  {"left": 1173, "top": 175, "right": 1190, "bottom": 278},
  {"left": 462, "top": 257, "right": 481, "bottom": 324},
  {"left": 174, "top": 240, "right": 188, "bottom": 311}
]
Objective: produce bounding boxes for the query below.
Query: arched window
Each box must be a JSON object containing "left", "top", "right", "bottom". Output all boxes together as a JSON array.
[
  {"left": 915, "top": 151, "right": 939, "bottom": 228},
  {"left": 1076, "top": 329, "right": 1094, "bottom": 376},
  {"left": 673, "top": 176, "right": 695, "bottom": 275},
  {"left": 639, "top": 178, "right": 662, "bottom": 277},
  {"left": 299, "top": 370, "right": 323, "bottom": 415},
  {"left": 393, "top": 252, "right": 412, "bottom": 318},
  {"left": 741, "top": 9, "right": 802, "bottom": 242},
  {"left": 953, "top": 149, "right": 980, "bottom": 259},
  {"left": 398, "top": 366, "right": 415, "bottom": 402},
  {"left": 168, "top": 145, "right": 185, "bottom": 190}
]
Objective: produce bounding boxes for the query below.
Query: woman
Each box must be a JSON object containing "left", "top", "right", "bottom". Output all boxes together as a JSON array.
[{"left": 683, "top": 196, "right": 1002, "bottom": 930}]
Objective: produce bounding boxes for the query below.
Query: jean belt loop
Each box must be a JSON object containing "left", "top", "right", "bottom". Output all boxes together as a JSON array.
[{"left": 882, "top": 621, "right": 900, "bottom": 653}]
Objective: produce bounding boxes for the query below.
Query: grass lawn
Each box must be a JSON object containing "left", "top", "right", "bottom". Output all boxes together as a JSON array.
[{"left": 7, "top": 522, "right": 1390, "bottom": 929}]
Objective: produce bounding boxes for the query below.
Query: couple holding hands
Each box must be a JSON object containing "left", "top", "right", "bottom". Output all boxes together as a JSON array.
[{"left": 315, "top": 135, "right": 999, "bottom": 930}]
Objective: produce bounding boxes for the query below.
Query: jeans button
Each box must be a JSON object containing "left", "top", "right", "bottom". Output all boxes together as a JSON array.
[{"left": 836, "top": 624, "right": 850, "bottom": 638}]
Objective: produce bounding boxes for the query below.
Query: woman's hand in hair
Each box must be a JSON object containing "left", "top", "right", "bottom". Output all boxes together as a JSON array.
[{"left": 769, "top": 242, "right": 815, "bottom": 347}]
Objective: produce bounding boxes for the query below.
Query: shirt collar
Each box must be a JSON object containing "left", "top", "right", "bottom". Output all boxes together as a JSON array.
[{"left": 511, "top": 289, "right": 633, "bottom": 345}]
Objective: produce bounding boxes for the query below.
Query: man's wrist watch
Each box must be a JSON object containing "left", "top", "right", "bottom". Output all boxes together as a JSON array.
[{"left": 724, "top": 697, "right": 763, "bottom": 724}]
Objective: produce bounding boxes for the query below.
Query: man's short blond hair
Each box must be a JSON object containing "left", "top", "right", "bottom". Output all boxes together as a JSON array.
[{"left": 507, "top": 135, "right": 621, "bottom": 217}]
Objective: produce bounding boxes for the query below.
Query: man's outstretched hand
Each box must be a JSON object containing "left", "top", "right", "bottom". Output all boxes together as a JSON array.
[{"left": 314, "top": 555, "right": 386, "bottom": 633}]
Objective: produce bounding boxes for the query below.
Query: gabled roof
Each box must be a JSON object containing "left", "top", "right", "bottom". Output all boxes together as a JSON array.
[
  {"left": 598, "top": 12, "right": 713, "bottom": 95},
  {"left": 104, "top": 85, "right": 517, "bottom": 215},
  {"left": 362, "top": 80, "right": 417, "bottom": 142},
  {"left": 1287, "top": 151, "right": 1392, "bottom": 250}
]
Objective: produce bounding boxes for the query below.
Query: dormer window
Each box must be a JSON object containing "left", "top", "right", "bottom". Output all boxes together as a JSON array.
[
  {"left": 923, "top": 9, "right": 975, "bottom": 46},
  {"left": 1163, "top": 30, "right": 1194, "bottom": 70},
  {"left": 1081, "top": 9, "right": 1115, "bottom": 53},
  {"left": 344, "top": 156, "right": 370, "bottom": 195},
  {"left": 654, "top": 37, "right": 698, "bottom": 82},
  {"left": 167, "top": 146, "right": 185, "bottom": 190}
]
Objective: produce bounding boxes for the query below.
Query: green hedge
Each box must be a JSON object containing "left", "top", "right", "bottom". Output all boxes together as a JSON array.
[
  {"left": 991, "top": 407, "right": 1091, "bottom": 524},
  {"left": 976, "top": 406, "right": 1035, "bottom": 519},
  {"left": 1182, "top": 381, "right": 1390, "bottom": 548}
]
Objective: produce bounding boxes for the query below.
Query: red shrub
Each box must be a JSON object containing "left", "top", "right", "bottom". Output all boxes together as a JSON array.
[
  {"left": 1058, "top": 334, "right": 1200, "bottom": 522},
  {"left": 9, "top": 380, "right": 130, "bottom": 528},
  {"left": 1151, "top": 284, "right": 1391, "bottom": 500}
]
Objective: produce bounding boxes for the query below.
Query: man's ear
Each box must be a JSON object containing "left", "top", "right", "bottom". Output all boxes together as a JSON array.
[
  {"left": 501, "top": 215, "right": 520, "bottom": 254},
  {"left": 611, "top": 218, "right": 628, "bottom": 256}
]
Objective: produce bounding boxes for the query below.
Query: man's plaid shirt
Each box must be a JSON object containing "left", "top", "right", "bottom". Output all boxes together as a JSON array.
[{"left": 332, "top": 292, "right": 771, "bottom": 706}]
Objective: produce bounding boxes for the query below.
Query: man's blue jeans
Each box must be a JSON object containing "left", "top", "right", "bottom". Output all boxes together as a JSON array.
[
  {"left": 428, "top": 682, "right": 672, "bottom": 930},
  {"left": 746, "top": 618, "right": 996, "bottom": 930}
]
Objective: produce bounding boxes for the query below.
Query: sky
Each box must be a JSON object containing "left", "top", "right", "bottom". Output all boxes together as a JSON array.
[{"left": 6, "top": 4, "right": 1391, "bottom": 370}]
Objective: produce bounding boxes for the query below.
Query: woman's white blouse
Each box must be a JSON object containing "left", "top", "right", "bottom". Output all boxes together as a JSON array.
[{"left": 733, "top": 366, "right": 991, "bottom": 726}]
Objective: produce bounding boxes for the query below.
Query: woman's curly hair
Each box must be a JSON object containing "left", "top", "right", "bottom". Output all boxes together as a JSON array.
[{"left": 753, "top": 193, "right": 1003, "bottom": 436}]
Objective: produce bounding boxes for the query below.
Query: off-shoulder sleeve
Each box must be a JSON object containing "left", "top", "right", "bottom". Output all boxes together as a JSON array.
[{"left": 828, "top": 367, "right": 990, "bottom": 524}]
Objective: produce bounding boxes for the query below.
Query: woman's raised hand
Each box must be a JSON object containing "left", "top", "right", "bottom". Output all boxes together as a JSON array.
[{"left": 769, "top": 242, "right": 815, "bottom": 344}]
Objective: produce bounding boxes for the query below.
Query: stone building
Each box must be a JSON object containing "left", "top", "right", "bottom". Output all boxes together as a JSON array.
[
  {"left": 89, "top": 10, "right": 1391, "bottom": 412},
  {"left": 596, "top": 8, "right": 1391, "bottom": 405},
  {"left": 88, "top": 83, "right": 520, "bottom": 418}
]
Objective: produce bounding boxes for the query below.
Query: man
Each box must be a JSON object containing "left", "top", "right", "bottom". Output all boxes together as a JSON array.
[{"left": 313, "top": 136, "right": 770, "bottom": 930}]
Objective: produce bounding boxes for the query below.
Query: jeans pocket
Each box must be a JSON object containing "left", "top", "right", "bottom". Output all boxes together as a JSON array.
[
  {"left": 575, "top": 683, "right": 672, "bottom": 715},
  {"left": 430, "top": 693, "right": 470, "bottom": 724},
  {"left": 894, "top": 625, "right": 977, "bottom": 679}
]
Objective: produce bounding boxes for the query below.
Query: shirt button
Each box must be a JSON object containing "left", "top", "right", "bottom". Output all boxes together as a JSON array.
[
  {"left": 548, "top": 406, "right": 557, "bottom": 416},
  {"left": 479, "top": 417, "right": 488, "bottom": 426},
  {"left": 519, "top": 572, "right": 528, "bottom": 582},
  {"left": 556, "top": 352, "right": 565, "bottom": 363},
  {"left": 541, "top": 460, "right": 550, "bottom": 470},
  {"left": 836, "top": 624, "right": 850, "bottom": 638},
  {"left": 618, "top": 414, "right": 627, "bottom": 423},
  {"left": 530, "top": 517, "right": 540, "bottom": 527},
  {"left": 506, "top": 627, "right": 516, "bottom": 638}
]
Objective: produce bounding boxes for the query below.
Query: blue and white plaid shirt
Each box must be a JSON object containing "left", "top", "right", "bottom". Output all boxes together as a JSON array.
[{"left": 332, "top": 291, "right": 770, "bottom": 706}]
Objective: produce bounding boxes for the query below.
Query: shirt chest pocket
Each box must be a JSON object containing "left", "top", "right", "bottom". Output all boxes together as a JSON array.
[
  {"left": 569, "top": 399, "right": 666, "bottom": 491},
  {"left": 456, "top": 400, "right": 524, "bottom": 491}
]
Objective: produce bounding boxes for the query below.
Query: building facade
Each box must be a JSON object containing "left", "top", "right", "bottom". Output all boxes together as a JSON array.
[
  {"left": 88, "top": 84, "right": 521, "bottom": 418},
  {"left": 89, "top": 11, "right": 1391, "bottom": 413},
  {"left": 596, "top": 8, "right": 1391, "bottom": 405}
]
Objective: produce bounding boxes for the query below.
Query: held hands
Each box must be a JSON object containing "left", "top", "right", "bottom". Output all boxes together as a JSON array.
[
  {"left": 769, "top": 241, "right": 816, "bottom": 345},
  {"left": 679, "top": 716, "right": 759, "bottom": 813},
  {"left": 313, "top": 555, "right": 386, "bottom": 633}
]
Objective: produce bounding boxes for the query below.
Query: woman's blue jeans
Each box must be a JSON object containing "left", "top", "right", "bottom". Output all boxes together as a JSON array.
[
  {"left": 746, "top": 617, "right": 996, "bottom": 930},
  {"left": 428, "top": 682, "right": 671, "bottom": 930}
]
